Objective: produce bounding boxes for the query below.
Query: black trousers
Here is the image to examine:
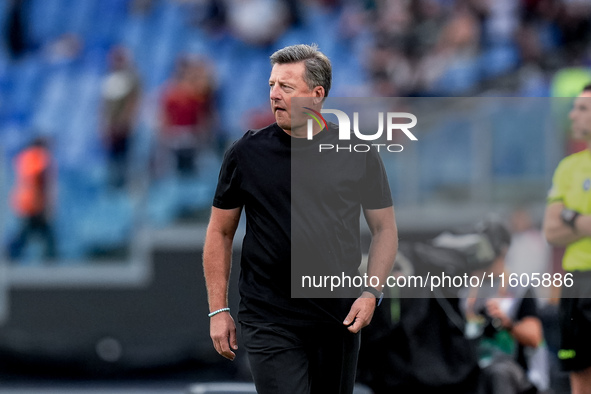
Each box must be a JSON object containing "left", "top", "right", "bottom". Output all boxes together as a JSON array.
[
  {"left": 9, "top": 214, "right": 56, "bottom": 260},
  {"left": 559, "top": 272, "right": 591, "bottom": 372},
  {"left": 241, "top": 321, "right": 360, "bottom": 394}
]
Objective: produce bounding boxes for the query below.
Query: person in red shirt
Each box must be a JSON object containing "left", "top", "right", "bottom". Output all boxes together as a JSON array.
[
  {"left": 8, "top": 137, "right": 56, "bottom": 261},
  {"left": 156, "top": 56, "right": 216, "bottom": 177}
]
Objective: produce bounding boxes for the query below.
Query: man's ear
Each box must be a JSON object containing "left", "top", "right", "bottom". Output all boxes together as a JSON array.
[{"left": 313, "top": 86, "right": 325, "bottom": 104}]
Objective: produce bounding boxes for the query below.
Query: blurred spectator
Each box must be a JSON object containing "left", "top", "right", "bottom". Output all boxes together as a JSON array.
[
  {"left": 359, "top": 0, "right": 591, "bottom": 96},
  {"left": 366, "top": 43, "right": 415, "bottom": 97},
  {"left": 100, "top": 46, "right": 142, "bottom": 189},
  {"left": 8, "top": 137, "right": 56, "bottom": 261},
  {"left": 157, "top": 55, "right": 217, "bottom": 177},
  {"left": 465, "top": 249, "right": 549, "bottom": 394},
  {"left": 557, "top": 0, "right": 591, "bottom": 65},
  {"left": 226, "top": 0, "right": 291, "bottom": 46},
  {"left": 364, "top": 0, "right": 418, "bottom": 95},
  {"left": 43, "top": 33, "right": 83, "bottom": 65},
  {"left": 478, "top": 0, "right": 519, "bottom": 45},
  {"left": 358, "top": 217, "right": 513, "bottom": 393},
  {"left": 505, "top": 207, "right": 552, "bottom": 300},
  {"left": 365, "top": 0, "right": 483, "bottom": 96},
  {"left": 172, "top": 0, "right": 228, "bottom": 32},
  {"left": 130, "top": 0, "right": 154, "bottom": 15},
  {"left": 4, "top": 0, "right": 29, "bottom": 59},
  {"left": 417, "top": 8, "right": 481, "bottom": 92}
]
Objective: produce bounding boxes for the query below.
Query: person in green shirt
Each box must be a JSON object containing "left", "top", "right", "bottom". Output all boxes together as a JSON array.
[{"left": 544, "top": 84, "right": 591, "bottom": 394}]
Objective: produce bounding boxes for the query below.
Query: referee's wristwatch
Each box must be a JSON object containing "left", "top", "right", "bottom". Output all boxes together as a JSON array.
[
  {"left": 561, "top": 208, "right": 581, "bottom": 230},
  {"left": 363, "top": 286, "right": 384, "bottom": 306}
]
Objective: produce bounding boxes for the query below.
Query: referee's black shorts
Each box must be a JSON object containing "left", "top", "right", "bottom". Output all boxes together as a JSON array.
[{"left": 559, "top": 271, "right": 591, "bottom": 372}]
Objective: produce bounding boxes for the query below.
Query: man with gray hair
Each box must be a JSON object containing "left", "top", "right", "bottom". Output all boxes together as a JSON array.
[{"left": 203, "top": 44, "right": 397, "bottom": 393}]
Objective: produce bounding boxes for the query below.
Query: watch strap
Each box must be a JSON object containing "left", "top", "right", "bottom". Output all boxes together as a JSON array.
[
  {"left": 561, "top": 208, "right": 581, "bottom": 230},
  {"left": 363, "top": 286, "right": 384, "bottom": 306}
]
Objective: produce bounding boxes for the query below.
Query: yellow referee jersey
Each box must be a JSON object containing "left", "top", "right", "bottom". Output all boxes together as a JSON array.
[{"left": 548, "top": 149, "right": 591, "bottom": 271}]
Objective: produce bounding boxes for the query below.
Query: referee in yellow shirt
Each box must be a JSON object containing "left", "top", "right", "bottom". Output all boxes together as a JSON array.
[{"left": 544, "top": 84, "right": 591, "bottom": 394}]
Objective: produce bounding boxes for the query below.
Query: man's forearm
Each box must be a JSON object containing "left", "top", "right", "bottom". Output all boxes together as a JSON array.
[
  {"left": 573, "top": 215, "right": 591, "bottom": 238},
  {"left": 544, "top": 202, "right": 585, "bottom": 246},
  {"left": 365, "top": 228, "right": 398, "bottom": 290},
  {"left": 203, "top": 231, "right": 234, "bottom": 311},
  {"left": 545, "top": 223, "right": 584, "bottom": 246},
  {"left": 510, "top": 317, "right": 543, "bottom": 348}
]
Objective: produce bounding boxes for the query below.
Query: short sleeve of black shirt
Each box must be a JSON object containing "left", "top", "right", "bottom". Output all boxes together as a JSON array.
[
  {"left": 516, "top": 288, "right": 538, "bottom": 320},
  {"left": 514, "top": 288, "right": 539, "bottom": 370},
  {"left": 361, "top": 148, "right": 393, "bottom": 210},
  {"left": 213, "top": 143, "right": 244, "bottom": 209}
]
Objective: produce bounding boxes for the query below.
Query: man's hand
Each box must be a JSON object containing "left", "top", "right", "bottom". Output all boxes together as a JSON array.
[
  {"left": 210, "top": 312, "right": 238, "bottom": 360},
  {"left": 485, "top": 299, "right": 512, "bottom": 330},
  {"left": 343, "top": 294, "right": 377, "bottom": 333}
]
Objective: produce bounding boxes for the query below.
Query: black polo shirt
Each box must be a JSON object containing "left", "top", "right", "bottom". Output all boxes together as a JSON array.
[{"left": 213, "top": 122, "right": 393, "bottom": 326}]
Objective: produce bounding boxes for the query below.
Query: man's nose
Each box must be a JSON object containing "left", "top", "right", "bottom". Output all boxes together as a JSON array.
[{"left": 270, "top": 85, "right": 281, "bottom": 101}]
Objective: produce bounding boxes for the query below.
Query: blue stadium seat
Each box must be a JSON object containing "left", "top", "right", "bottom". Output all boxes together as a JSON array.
[
  {"left": 78, "top": 190, "right": 134, "bottom": 251},
  {"left": 490, "top": 101, "right": 547, "bottom": 177},
  {"left": 418, "top": 118, "right": 474, "bottom": 193},
  {"left": 31, "top": 68, "right": 72, "bottom": 135},
  {"left": 146, "top": 178, "right": 180, "bottom": 227},
  {"left": 122, "top": 13, "right": 151, "bottom": 55},
  {"left": 431, "top": 57, "right": 481, "bottom": 95},
  {"left": 480, "top": 43, "right": 520, "bottom": 79},
  {"left": 275, "top": 27, "right": 314, "bottom": 50},
  {"left": 64, "top": 0, "right": 99, "bottom": 37},
  {"left": 9, "top": 55, "right": 45, "bottom": 117},
  {"left": 27, "top": 0, "right": 66, "bottom": 44},
  {"left": 0, "top": 0, "right": 9, "bottom": 33},
  {"left": 54, "top": 169, "right": 97, "bottom": 259}
]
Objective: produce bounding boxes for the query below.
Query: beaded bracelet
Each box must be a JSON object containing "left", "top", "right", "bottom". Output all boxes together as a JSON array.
[{"left": 208, "top": 307, "right": 230, "bottom": 317}]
